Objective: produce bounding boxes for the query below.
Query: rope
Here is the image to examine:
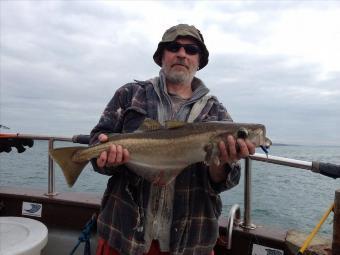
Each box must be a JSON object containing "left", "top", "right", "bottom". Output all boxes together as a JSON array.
[
  {"left": 70, "top": 214, "right": 97, "bottom": 255},
  {"left": 296, "top": 203, "right": 334, "bottom": 255}
]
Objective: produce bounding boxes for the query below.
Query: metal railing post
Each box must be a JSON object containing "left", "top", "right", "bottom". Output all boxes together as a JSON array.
[
  {"left": 46, "top": 138, "right": 58, "bottom": 196},
  {"left": 1, "top": 133, "right": 73, "bottom": 195},
  {"left": 240, "top": 157, "right": 256, "bottom": 229},
  {"left": 226, "top": 204, "right": 241, "bottom": 250},
  {"left": 332, "top": 189, "right": 340, "bottom": 255}
]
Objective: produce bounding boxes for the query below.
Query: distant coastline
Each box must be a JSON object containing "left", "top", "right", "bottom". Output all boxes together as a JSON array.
[
  {"left": 272, "top": 143, "right": 300, "bottom": 146},
  {"left": 272, "top": 143, "right": 340, "bottom": 147}
]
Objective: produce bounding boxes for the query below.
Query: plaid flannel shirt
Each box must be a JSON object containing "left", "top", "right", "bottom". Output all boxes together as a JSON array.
[{"left": 90, "top": 77, "right": 241, "bottom": 255}]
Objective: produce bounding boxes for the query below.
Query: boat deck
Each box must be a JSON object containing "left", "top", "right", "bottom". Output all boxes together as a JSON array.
[
  {"left": 0, "top": 185, "right": 333, "bottom": 255},
  {"left": 43, "top": 227, "right": 98, "bottom": 255},
  {"left": 0, "top": 186, "right": 100, "bottom": 254}
]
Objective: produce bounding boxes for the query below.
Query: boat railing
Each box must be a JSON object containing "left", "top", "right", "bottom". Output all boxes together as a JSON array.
[
  {"left": 226, "top": 204, "right": 241, "bottom": 249},
  {"left": 46, "top": 135, "right": 74, "bottom": 196},
  {"left": 242, "top": 152, "right": 340, "bottom": 229},
  {"left": 3, "top": 133, "right": 339, "bottom": 208},
  {"left": 2, "top": 133, "right": 340, "bottom": 251},
  {"left": 225, "top": 152, "right": 340, "bottom": 253},
  {"left": 1, "top": 133, "right": 94, "bottom": 195},
  {"left": 1, "top": 134, "right": 73, "bottom": 196}
]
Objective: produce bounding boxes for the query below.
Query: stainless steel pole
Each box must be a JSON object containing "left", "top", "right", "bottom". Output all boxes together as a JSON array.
[
  {"left": 250, "top": 153, "right": 312, "bottom": 170},
  {"left": 239, "top": 152, "right": 311, "bottom": 230},
  {"left": 332, "top": 189, "right": 340, "bottom": 255},
  {"left": 46, "top": 138, "right": 58, "bottom": 196},
  {"left": 240, "top": 157, "right": 256, "bottom": 230}
]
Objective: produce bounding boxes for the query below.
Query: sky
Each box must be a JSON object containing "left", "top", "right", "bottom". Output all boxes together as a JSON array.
[{"left": 1, "top": 0, "right": 339, "bottom": 146}]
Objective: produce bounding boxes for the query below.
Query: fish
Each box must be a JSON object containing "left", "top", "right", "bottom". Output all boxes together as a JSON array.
[{"left": 49, "top": 119, "right": 272, "bottom": 187}]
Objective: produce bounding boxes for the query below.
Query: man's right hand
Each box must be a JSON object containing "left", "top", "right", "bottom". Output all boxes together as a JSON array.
[{"left": 96, "top": 134, "right": 130, "bottom": 169}]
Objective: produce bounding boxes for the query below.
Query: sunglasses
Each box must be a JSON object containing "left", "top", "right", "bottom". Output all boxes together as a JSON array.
[{"left": 165, "top": 42, "right": 201, "bottom": 55}]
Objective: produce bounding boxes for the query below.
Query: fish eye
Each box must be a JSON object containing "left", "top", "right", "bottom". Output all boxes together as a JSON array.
[{"left": 237, "top": 127, "right": 248, "bottom": 139}]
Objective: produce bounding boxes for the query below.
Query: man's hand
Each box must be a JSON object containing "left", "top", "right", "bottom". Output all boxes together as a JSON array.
[
  {"left": 209, "top": 135, "right": 255, "bottom": 183},
  {"left": 218, "top": 135, "right": 255, "bottom": 165},
  {"left": 96, "top": 134, "right": 130, "bottom": 169}
]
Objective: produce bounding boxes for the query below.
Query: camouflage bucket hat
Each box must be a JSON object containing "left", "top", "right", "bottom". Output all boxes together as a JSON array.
[{"left": 153, "top": 24, "right": 209, "bottom": 70}]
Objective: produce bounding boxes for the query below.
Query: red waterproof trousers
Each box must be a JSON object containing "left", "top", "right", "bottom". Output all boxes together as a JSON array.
[
  {"left": 96, "top": 238, "right": 170, "bottom": 255},
  {"left": 96, "top": 238, "right": 214, "bottom": 255}
]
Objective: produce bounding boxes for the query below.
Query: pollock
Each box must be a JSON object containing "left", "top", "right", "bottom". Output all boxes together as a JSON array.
[{"left": 49, "top": 119, "right": 271, "bottom": 187}]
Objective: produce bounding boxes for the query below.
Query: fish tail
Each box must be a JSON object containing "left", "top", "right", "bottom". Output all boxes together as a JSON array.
[{"left": 49, "top": 146, "right": 88, "bottom": 187}]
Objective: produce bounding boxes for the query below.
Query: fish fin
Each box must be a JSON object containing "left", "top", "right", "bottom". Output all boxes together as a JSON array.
[
  {"left": 49, "top": 146, "right": 88, "bottom": 187},
  {"left": 137, "top": 119, "right": 186, "bottom": 131},
  {"left": 213, "top": 156, "right": 221, "bottom": 166},
  {"left": 164, "top": 120, "right": 187, "bottom": 129},
  {"left": 126, "top": 162, "right": 182, "bottom": 185},
  {"left": 204, "top": 143, "right": 213, "bottom": 164},
  {"left": 137, "top": 118, "right": 163, "bottom": 132},
  {"left": 107, "top": 133, "right": 121, "bottom": 140},
  {"left": 204, "top": 142, "right": 221, "bottom": 166}
]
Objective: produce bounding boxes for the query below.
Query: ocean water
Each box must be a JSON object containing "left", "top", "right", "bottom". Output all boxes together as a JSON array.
[{"left": 0, "top": 141, "right": 339, "bottom": 237}]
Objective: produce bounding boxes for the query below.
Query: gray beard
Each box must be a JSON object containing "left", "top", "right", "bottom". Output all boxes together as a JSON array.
[
  {"left": 162, "top": 58, "right": 198, "bottom": 85},
  {"left": 165, "top": 71, "right": 192, "bottom": 84}
]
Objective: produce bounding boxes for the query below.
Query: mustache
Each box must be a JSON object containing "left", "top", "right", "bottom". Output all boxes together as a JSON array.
[{"left": 171, "top": 59, "right": 188, "bottom": 69}]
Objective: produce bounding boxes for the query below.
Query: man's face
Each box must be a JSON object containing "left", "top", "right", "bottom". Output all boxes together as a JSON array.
[{"left": 161, "top": 37, "right": 200, "bottom": 85}]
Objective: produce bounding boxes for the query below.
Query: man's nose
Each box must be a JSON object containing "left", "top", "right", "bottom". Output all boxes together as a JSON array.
[{"left": 176, "top": 46, "right": 187, "bottom": 57}]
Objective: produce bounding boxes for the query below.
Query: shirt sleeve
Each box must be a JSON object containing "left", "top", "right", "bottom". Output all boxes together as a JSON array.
[
  {"left": 209, "top": 162, "right": 241, "bottom": 194},
  {"left": 89, "top": 86, "right": 128, "bottom": 175},
  {"left": 90, "top": 87, "right": 127, "bottom": 145}
]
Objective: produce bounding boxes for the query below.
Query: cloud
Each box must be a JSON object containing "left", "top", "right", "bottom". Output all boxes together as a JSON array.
[
  {"left": 1, "top": 1, "right": 339, "bottom": 145},
  {"left": 199, "top": 51, "right": 340, "bottom": 145}
]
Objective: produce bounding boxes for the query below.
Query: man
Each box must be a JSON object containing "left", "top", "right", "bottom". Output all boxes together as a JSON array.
[{"left": 90, "top": 24, "right": 255, "bottom": 255}]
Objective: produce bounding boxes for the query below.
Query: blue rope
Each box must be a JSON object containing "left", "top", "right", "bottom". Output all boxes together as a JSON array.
[{"left": 70, "top": 214, "right": 96, "bottom": 255}]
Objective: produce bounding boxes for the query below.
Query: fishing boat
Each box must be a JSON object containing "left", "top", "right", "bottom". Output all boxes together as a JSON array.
[{"left": 0, "top": 133, "right": 339, "bottom": 255}]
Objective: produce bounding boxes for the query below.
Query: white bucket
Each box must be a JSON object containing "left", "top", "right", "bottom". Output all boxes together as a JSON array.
[{"left": 0, "top": 217, "right": 48, "bottom": 255}]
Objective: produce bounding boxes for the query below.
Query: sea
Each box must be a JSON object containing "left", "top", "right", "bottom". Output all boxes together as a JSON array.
[{"left": 1, "top": 141, "right": 339, "bottom": 237}]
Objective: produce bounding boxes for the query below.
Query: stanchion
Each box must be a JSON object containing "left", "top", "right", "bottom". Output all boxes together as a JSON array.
[{"left": 332, "top": 189, "right": 340, "bottom": 255}]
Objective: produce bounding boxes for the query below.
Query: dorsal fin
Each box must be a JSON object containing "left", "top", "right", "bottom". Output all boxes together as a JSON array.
[
  {"left": 138, "top": 118, "right": 163, "bottom": 132},
  {"left": 107, "top": 133, "right": 121, "bottom": 140},
  {"left": 164, "top": 120, "right": 187, "bottom": 129}
]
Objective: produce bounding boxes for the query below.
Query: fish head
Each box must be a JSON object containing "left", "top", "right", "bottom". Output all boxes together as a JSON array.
[
  {"left": 208, "top": 122, "right": 271, "bottom": 148},
  {"left": 236, "top": 124, "right": 272, "bottom": 148}
]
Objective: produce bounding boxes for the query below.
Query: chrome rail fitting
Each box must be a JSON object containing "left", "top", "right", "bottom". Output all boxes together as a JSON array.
[
  {"left": 240, "top": 152, "right": 327, "bottom": 230},
  {"left": 240, "top": 157, "right": 256, "bottom": 230},
  {"left": 4, "top": 134, "right": 72, "bottom": 197},
  {"left": 47, "top": 138, "right": 58, "bottom": 196},
  {"left": 226, "top": 204, "right": 241, "bottom": 249}
]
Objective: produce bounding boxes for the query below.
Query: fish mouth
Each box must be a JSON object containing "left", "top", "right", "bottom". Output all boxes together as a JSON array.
[{"left": 265, "top": 137, "right": 272, "bottom": 148}]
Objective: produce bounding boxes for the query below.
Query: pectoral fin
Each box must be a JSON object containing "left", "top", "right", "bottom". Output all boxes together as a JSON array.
[
  {"left": 213, "top": 156, "right": 221, "bottom": 166},
  {"left": 126, "top": 161, "right": 183, "bottom": 185},
  {"left": 204, "top": 142, "right": 221, "bottom": 166}
]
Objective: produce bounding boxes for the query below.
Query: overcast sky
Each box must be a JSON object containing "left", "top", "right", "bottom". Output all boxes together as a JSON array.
[{"left": 1, "top": 1, "right": 339, "bottom": 146}]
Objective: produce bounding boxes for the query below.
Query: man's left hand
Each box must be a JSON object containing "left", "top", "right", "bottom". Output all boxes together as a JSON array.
[
  {"left": 218, "top": 135, "right": 255, "bottom": 165},
  {"left": 209, "top": 135, "right": 255, "bottom": 183}
]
